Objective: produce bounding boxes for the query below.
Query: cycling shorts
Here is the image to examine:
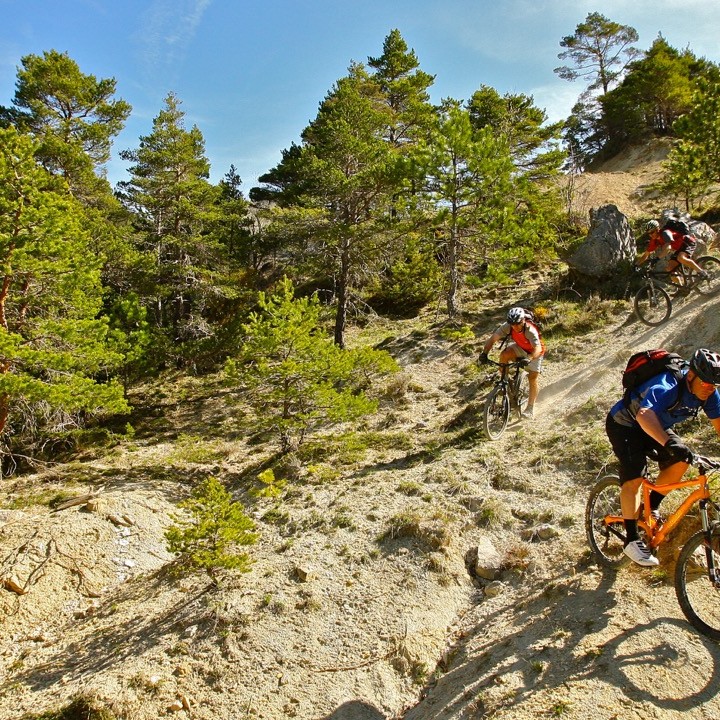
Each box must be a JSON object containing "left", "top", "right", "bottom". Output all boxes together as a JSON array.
[
  {"left": 507, "top": 343, "right": 543, "bottom": 373},
  {"left": 605, "top": 413, "right": 682, "bottom": 483}
]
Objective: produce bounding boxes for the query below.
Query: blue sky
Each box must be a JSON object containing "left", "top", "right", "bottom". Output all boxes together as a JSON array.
[{"left": 2, "top": 0, "right": 719, "bottom": 191}]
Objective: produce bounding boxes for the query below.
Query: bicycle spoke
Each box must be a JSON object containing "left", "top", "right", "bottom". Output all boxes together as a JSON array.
[
  {"left": 675, "top": 528, "right": 720, "bottom": 640},
  {"left": 585, "top": 476, "right": 629, "bottom": 568},
  {"left": 634, "top": 284, "right": 672, "bottom": 326},
  {"left": 483, "top": 385, "right": 509, "bottom": 440},
  {"left": 695, "top": 256, "right": 720, "bottom": 297}
]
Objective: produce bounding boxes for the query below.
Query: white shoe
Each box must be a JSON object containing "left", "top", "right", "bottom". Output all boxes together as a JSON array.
[
  {"left": 521, "top": 406, "right": 534, "bottom": 419},
  {"left": 623, "top": 540, "right": 659, "bottom": 567}
]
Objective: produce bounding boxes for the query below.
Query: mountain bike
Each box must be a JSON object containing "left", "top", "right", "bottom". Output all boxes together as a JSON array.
[
  {"left": 480, "top": 358, "right": 530, "bottom": 440},
  {"left": 585, "top": 455, "right": 720, "bottom": 639},
  {"left": 633, "top": 255, "right": 720, "bottom": 327}
]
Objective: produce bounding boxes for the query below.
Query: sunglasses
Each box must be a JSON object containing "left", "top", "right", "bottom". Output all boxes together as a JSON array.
[{"left": 695, "top": 376, "right": 720, "bottom": 390}]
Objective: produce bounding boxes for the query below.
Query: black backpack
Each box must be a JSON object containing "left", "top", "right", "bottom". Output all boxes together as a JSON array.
[
  {"left": 663, "top": 217, "right": 692, "bottom": 237},
  {"left": 621, "top": 349, "right": 687, "bottom": 409}
]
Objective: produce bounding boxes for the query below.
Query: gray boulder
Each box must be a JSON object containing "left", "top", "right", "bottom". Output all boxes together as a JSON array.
[{"left": 568, "top": 204, "right": 635, "bottom": 277}]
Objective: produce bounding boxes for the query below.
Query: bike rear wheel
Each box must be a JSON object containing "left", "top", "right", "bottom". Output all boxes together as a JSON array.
[
  {"left": 634, "top": 284, "right": 672, "bottom": 326},
  {"left": 585, "top": 475, "right": 630, "bottom": 568},
  {"left": 675, "top": 526, "right": 720, "bottom": 640},
  {"left": 694, "top": 256, "right": 720, "bottom": 297},
  {"left": 483, "top": 385, "right": 509, "bottom": 440}
]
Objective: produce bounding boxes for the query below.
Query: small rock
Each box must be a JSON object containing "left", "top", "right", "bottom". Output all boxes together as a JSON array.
[
  {"left": 107, "top": 513, "right": 132, "bottom": 527},
  {"left": 3, "top": 576, "right": 27, "bottom": 595},
  {"left": 168, "top": 700, "right": 184, "bottom": 712},
  {"left": 536, "top": 524, "right": 560, "bottom": 541},
  {"left": 294, "top": 566, "right": 316, "bottom": 583},
  {"left": 85, "top": 498, "right": 106, "bottom": 514},
  {"left": 484, "top": 580, "right": 505, "bottom": 598},
  {"left": 180, "top": 694, "right": 192, "bottom": 711},
  {"left": 474, "top": 538, "right": 503, "bottom": 580},
  {"left": 173, "top": 663, "right": 192, "bottom": 677}
]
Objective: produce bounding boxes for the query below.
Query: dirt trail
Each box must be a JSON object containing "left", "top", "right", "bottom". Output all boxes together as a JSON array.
[{"left": 401, "top": 291, "right": 720, "bottom": 720}]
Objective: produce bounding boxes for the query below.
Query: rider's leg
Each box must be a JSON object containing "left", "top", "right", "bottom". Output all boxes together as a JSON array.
[
  {"left": 676, "top": 250, "right": 705, "bottom": 275},
  {"left": 527, "top": 370, "right": 539, "bottom": 408},
  {"left": 498, "top": 345, "right": 517, "bottom": 378},
  {"left": 620, "top": 477, "right": 644, "bottom": 524}
]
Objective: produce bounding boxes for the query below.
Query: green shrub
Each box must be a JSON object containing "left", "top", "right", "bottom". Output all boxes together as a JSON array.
[
  {"left": 21, "top": 694, "right": 116, "bottom": 719},
  {"left": 165, "top": 476, "right": 258, "bottom": 581}
]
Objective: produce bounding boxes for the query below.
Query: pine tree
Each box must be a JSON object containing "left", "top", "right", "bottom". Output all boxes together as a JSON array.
[
  {"left": 227, "top": 278, "right": 397, "bottom": 452},
  {"left": 0, "top": 126, "right": 128, "bottom": 443},
  {"left": 420, "top": 102, "right": 514, "bottom": 316},
  {"left": 165, "top": 476, "right": 258, "bottom": 582},
  {"left": 117, "top": 93, "right": 226, "bottom": 351},
  {"left": 1, "top": 49, "right": 131, "bottom": 205}
]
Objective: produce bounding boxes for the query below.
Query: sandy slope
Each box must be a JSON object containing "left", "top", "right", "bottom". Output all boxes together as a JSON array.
[{"left": 2, "top": 143, "right": 720, "bottom": 720}]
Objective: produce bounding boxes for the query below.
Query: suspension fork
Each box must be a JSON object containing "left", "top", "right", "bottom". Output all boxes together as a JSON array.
[{"left": 699, "top": 499, "right": 720, "bottom": 586}]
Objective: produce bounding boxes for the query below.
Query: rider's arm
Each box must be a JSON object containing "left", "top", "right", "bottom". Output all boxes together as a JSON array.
[
  {"left": 636, "top": 407, "right": 671, "bottom": 445},
  {"left": 482, "top": 331, "right": 502, "bottom": 354}
]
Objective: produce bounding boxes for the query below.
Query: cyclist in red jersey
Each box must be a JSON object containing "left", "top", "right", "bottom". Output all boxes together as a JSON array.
[
  {"left": 478, "top": 307, "right": 545, "bottom": 419},
  {"left": 635, "top": 219, "right": 707, "bottom": 279}
]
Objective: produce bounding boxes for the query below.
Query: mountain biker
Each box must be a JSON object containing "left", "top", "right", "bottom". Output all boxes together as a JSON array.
[
  {"left": 634, "top": 218, "right": 708, "bottom": 282},
  {"left": 478, "top": 307, "right": 545, "bottom": 419},
  {"left": 605, "top": 348, "right": 720, "bottom": 566}
]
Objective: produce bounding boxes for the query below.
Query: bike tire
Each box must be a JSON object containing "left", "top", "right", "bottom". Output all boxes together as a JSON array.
[
  {"left": 694, "top": 256, "right": 720, "bottom": 297},
  {"left": 634, "top": 284, "right": 672, "bottom": 326},
  {"left": 510, "top": 371, "right": 530, "bottom": 420},
  {"left": 674, "top": 526, "right": 720, "bottom": 641},
  {"left": 585, "top": 475, "right": 630, "bottom": 568},
  {"left": 482, "top": 385, "right": 509, "bottom": 440}
]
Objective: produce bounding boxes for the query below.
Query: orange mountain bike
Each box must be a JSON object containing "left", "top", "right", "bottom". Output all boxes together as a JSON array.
[{"left": 585, "top": 455, "right": 720, "bottom": 639}]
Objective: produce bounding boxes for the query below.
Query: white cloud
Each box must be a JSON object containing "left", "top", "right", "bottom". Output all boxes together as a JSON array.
[{"left": 134, "top": 0, "right": 212, "bottom": 87}]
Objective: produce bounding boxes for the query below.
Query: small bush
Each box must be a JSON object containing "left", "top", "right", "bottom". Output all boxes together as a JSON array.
[
  {"left": 21, "top": 694, "right": 117, "bottom": 719},
  {"left": 165, "top": 476, "right": 259, "bottom": 581}
]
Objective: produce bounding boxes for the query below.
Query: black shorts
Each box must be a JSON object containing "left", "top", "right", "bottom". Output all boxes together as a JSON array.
[{"left": 605, "top": 413, "right": 681, "bottom": 483}]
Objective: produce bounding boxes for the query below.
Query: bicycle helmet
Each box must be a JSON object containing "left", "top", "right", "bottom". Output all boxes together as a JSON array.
[
  {"left": 690, "top": 348, "right": 720, "bottom": 385},
  {"left": 507, "top": 307, "right": 525, "bottom": 324},
  {"left": 646, "top": 220, "right": 660, "bottom": 232}
]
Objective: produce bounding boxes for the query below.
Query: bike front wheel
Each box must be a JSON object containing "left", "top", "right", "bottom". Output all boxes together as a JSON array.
[
  {"left": 512, "top": 371, "right": 530, "bottom": 420},
  {"left": 482, "top": 385, "right": 510, "bottom": 440},
  {"left": 675, "top": 527, "right": 720, "bottom": 640},
  {"left": 694, "top": 256, "right": 720, "bottom": 297},
  {"left": 634, "top": 284, "right": 672, "bottom": 326},
  {"left": 585, "top": 475, "right": 630, "bottom": 568}
]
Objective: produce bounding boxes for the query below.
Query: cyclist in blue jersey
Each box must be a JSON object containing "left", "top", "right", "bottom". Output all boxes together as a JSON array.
[{"left": 605, "top": 348, "right": 720, "bottom": 566}]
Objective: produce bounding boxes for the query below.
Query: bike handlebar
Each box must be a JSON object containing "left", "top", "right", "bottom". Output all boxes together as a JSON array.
[
  {"left": 480, "top": 357, "right": 529, "bottom": 369},
  {"left": 691, "top": 454, "right": 720, "bottom": 474}
]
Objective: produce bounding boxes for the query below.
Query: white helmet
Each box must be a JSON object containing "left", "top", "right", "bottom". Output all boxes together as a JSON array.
[{"left": 507, "top": 307, "right": 525, "bottom": 324}]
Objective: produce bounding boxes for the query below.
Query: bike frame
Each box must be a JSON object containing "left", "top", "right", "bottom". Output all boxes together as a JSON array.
[
  {"left": 641, "top": 261, "right": 698, "bottom": 291},
  {"left": 602, "top": 473, "right": 716, "bottom": 549},
  {"left": 487, "top": 359, "right": 525, "bottom": 407}
]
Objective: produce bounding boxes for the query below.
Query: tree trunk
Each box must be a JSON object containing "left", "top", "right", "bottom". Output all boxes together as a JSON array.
[
  {"left": 446, "top": 226, "right": 460, "bottom": 319},
  {"left": 334, "top": 237, "right": 351, "bottom": 348}
]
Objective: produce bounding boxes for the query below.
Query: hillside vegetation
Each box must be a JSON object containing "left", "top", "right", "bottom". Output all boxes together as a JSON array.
[{"left": 2, "top": 144, "right": 720, "bottom": 720}]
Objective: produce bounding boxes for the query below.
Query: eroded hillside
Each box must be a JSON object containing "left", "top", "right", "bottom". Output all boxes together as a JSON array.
[{"left": 2, "top": 145, "right": 720, "bottom": 720}]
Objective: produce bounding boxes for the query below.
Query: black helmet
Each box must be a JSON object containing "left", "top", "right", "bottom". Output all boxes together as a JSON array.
[
  {"left": 507, "top": 307, "right": 525, "bottom": 324},
  {"left": 690, "top": 348, "right": 720, "bottom": 385}
]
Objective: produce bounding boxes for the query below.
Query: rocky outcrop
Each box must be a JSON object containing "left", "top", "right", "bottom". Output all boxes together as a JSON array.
[{"left": 568, "top": 204, "right": 635, "bottom": 277}]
